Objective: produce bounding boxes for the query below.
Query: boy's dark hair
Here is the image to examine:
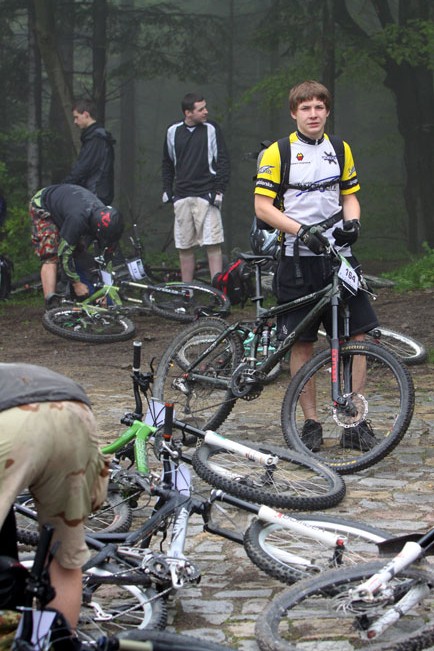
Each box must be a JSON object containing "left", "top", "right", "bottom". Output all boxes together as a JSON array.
[
  {"left": 182, "top": 92, "right": 205, "bottom": 113},
  {"left": 72, "top": 98, "right": 97, "bottom": 118},
  {"left": 289, "top": 80, "right": 332, "bottom": 113}
]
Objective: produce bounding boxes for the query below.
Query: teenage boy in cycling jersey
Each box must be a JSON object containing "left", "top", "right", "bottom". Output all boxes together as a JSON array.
[
  {"left": 0, "top": 363, "right": 109, "bottom": 635},
  {"left": 254, "top": 80, "right": 378, "bottom": 452}
]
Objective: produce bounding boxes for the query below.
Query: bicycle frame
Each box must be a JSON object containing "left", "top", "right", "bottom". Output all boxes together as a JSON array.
[{"left": 183, "top": 251, "right": 358, "bottom": 415}]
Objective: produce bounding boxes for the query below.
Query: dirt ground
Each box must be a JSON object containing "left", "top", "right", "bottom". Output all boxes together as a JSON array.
[
  {"left": 0, "top": 284, "right": 433, "bottom": 648},
  {"left": 0, "top": 284, "right": 432, "bottom": 434}
]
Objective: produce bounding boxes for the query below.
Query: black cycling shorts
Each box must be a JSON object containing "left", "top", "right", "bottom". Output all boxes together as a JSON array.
[{"left": 274, "top": 255, "right": 379, "bottom": 342}]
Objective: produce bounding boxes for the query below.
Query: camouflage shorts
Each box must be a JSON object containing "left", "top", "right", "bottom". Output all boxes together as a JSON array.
[
  {"left": 0, "top": 401, "right": 110, "bottom": 569},
  {"left": 29, "top": 191, "right": 60, "bottom": 261}
]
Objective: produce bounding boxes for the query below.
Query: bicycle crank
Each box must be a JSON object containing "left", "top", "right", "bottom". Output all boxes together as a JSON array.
[{"left": 230, "top": 363, "right": 263, "bottom": 399}]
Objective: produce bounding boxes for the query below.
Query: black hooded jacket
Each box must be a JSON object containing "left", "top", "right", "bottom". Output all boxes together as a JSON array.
[{"left": 63, "top": 122, "right": 115, "bottom": 204}]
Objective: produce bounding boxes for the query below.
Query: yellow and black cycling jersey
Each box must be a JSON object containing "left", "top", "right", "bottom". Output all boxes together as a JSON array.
[{"left": 255, "top": 131, "right": 360, "bottom": 256}]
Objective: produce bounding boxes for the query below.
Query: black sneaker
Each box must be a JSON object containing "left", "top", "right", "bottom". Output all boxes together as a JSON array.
[
  {"left": 301, "top": 419, "right": 323, "bottom": 452},
  {"left": 340, "top": 420, "right": 378, "bottom": 451}
]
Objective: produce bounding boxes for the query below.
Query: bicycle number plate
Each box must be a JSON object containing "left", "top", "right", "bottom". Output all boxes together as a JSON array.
[
  {"left": 15, "top": 610, "right": 57, "bottom": 645},
  {"left": 338, "top": 257, "right": 359, "bottom": 294},
  {"left": 127, "top": 258, "right": 146, "bottom": 280},
  {"left": 145, "top": 399, "right": 172, "bottom": 427},
  {"left": 100, "top": 269, "right": 113, "bottom": 286}
]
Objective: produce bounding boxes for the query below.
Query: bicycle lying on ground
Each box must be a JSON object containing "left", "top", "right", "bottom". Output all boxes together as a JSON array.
[
  {"left": 100, "top": 340, "right": 346, "bottom": 513},
  {"left": 255, "top": 526, "right": 434, "bottom": 651},
  {"left": 153, "top": 234, "right": 415, "bottom": 475},
  {"left": 13, "top": 342, "right": 394, "bottom": 643},
  {"left": 7, "top": 521, "right": 236, "bottom": 650},
  {"left": 42, "top": 230, "right": 230, "bottom": 343}
]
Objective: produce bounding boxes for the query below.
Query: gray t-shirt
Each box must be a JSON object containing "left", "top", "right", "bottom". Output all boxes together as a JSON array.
[{"left": 0, "top": 363, "right": 91, "bottom": 412}]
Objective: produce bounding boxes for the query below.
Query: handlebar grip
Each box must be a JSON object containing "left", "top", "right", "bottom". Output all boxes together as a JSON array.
[
  {"left": 163, "top": 403, "right": 174, "bottom": 439},
  {"left": 133, "top": 340, "right": 142, "bottom": 372}
]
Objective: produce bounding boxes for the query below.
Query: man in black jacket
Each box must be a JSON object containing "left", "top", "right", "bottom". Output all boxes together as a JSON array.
[
  {"left": 29, "top": 184, "right": 123, "bottom": 308},
  {"left": 63, "top": 98, "right": 115, "bottom": 205},
  {"left": 162, "top": 92, "right": 230, "bottom": 282}
]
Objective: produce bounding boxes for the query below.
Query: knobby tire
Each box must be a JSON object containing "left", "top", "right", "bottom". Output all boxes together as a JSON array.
[
  {"left": 43, "top": 305, "right": 136, "bottom": 343},
  {"left": 255, "top": 561, "right": 433, "bottom": 651},
  {"left": 281, "top": 341, "right": 415, "bottom": 474},
  {"left": 244, "top": 514, "right": 388, "bottom": 585},
  {"left": 192, "top": 442, "right": 345, "bottom": 510},
  {"left": 119, "top": 628, "right": 237, "bottom": 650},
  {"left": 153, "top": 317, "right": 244, "bottom": 431},
  {"left": 142, "top": 280, "right": 230, "bottom": 323}
]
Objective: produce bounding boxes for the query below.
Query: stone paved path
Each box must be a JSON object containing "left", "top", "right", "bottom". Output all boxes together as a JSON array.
[{"left": 130, "top": 358, "right": 434, "bottom": 650}]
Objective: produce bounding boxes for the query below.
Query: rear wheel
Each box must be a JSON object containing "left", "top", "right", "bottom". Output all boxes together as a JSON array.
[
  {"left": 43, "top": 306, "right": 136, "bottom": 343},
  {"left": 143, "top": 281, "right": 230, "bottom": 323},
  {"left": 153, "top": 317, "right": 244, "bottom": 430},
  {"left": 81, "top": 562, "right": 167, "bottom": 635}
]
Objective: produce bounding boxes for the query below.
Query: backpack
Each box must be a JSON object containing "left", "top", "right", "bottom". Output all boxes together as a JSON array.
[
  {"left": 212, "top": 258, "right": 254, "bottom": 307},
  {"left": 0, "top": 255, "right": 13, "bottom": 300},
  {"left": 255, "top": 134, "right": 345, "bottom": 229}
]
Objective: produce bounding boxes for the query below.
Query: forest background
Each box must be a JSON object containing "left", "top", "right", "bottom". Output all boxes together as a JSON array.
[{"left": 0, "top": 0, "right": 433, "bottom": 278}]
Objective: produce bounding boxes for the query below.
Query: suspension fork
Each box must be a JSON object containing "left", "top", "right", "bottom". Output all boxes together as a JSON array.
[{"left": 330, "top": 294, "right": 357, "bottom": 416}]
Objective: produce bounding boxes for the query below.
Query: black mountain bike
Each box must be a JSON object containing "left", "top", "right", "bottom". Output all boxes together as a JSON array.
[{"left": 153, "top": 236, "right": 415, "bottom": 474}]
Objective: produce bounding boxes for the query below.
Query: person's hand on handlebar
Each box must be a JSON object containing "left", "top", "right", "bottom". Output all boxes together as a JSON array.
[
  {"left": 332, "top": 219, "right": 360, "bottom": 246},
  {"left": 297, "top": 225, "right": 329, "bottom": 255},
  {"left": 72, "top": 280, "right": 90, "bottom": 299}
]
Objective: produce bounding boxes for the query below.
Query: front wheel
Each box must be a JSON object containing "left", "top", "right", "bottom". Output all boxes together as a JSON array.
[
  {"left": 281, "top": 341, "right": 415, "bottom": 474},
  {"left": 192, "top": 442, "right": 345, "bottom": 510},
  {"left": 43, "top": 306, "right": 136, "bottom": 343},
  {"left": 244, "top": 515, "right": 388, "bottom": 585},
  {"left": 143, "top": 280, "right": 231, "bottom": 323},
  {"left": 255, "top": 561, "right": 433, "bottom": 651},
  {"left": 153, "top": 317, "right": 244, "bottom": 431}
]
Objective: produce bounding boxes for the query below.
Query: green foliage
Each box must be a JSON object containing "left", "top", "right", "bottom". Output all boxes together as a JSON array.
[
  {"left": 0, "top": 161, "right": 38, "bottom": 280},
  {"left": 373, "top": 20, "right": 434, "bottom": 69},
  {"left": 238, "top": 51, "right": 320, "bottom": 110},
  {"left": 385, "top": 244, "right": 434, "bottom": 290}
]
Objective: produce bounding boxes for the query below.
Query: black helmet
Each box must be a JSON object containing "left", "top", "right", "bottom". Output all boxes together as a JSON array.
[
  {"left": 249, "top": 217, "right": 279, "bottom": 257},
  {"left": 0, "top": 556, "right": 28, "bottom": 609},
  {"left": 90, "top": 206, "right": 124, "bottom": 246}
]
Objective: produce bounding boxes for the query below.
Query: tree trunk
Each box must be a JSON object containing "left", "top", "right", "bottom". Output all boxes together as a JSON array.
[
  {"left": 321, "top": 0, "right": 335, "bottom": 133},
  {"left": 92, "top": 0, "right": 108, "bottom": 121},
  {"left": 383, "top": 61, "right": 434, "bottom": 250},
  {"left": 27, "top": 2, "right": 42, "bottom": 194},
  {"left": 119, "top": 0, "right": 136, "bottom": 217},
  {"left": 33, "top": 0, "right": 76, "bottom": 147}
]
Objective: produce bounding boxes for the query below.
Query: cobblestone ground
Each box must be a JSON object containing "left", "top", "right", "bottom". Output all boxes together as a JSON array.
[
  {"left": 89, "top": 344, "right": 433, "bottom": 651},
  {"left": 0, "top": 289, "right": 433, "bottom": 650}
]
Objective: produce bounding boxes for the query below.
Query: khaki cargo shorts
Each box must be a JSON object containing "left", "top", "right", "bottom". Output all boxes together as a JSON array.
[
  {"left": 0, "top": 401, "right": 110, "bottom": 569},
  {"left": 173, "top": 196, "right": 224, "bottom": 249}
]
